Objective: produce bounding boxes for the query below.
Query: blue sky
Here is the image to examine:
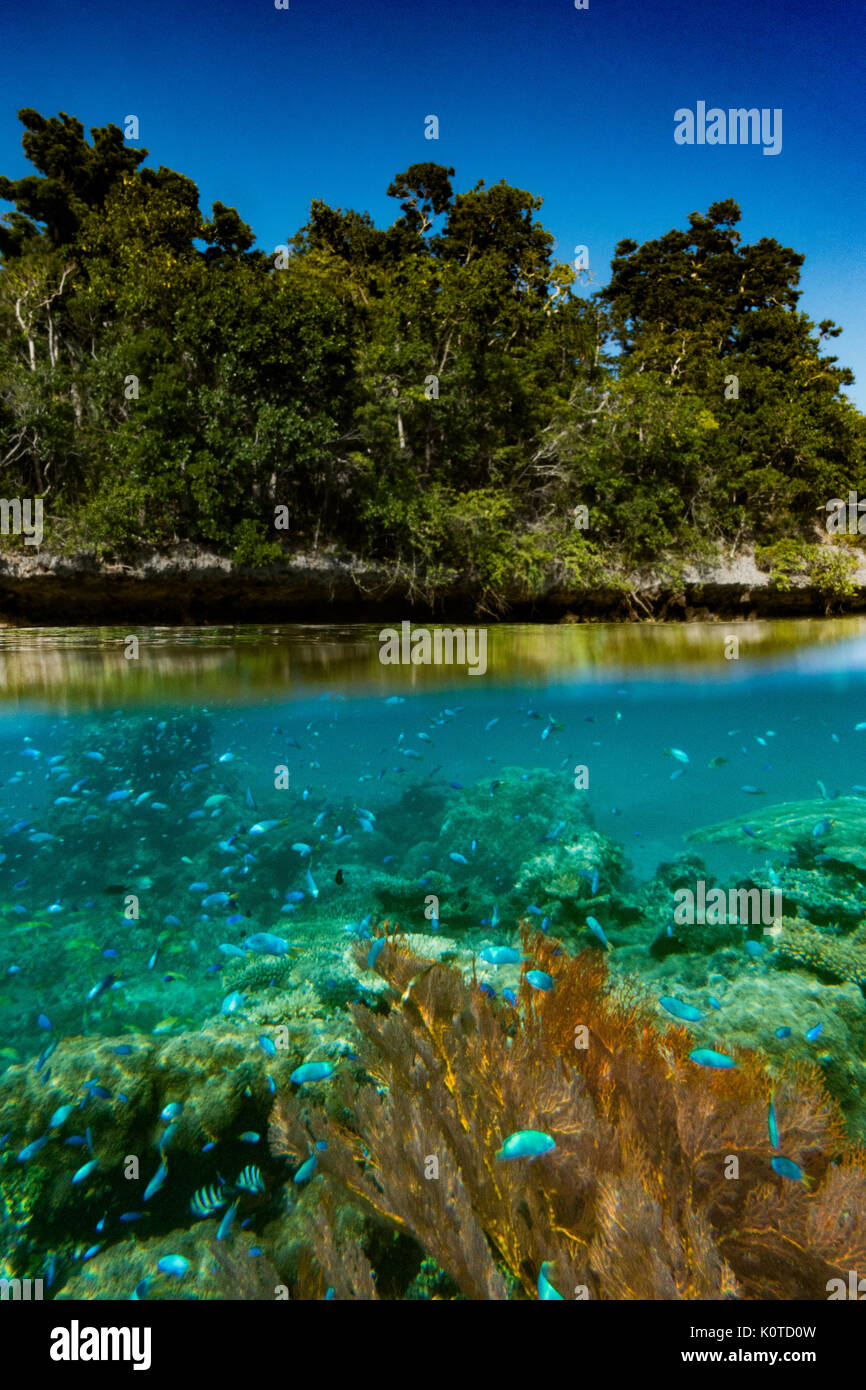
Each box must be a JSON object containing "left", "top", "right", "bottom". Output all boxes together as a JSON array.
[{"left": 3, "top": 0, "right": 865, "bottom": 404}]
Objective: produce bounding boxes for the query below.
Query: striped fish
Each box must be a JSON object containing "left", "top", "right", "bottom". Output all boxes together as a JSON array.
[{"left": 190, "top": 1183, "right": 226, "bottom": 1218}]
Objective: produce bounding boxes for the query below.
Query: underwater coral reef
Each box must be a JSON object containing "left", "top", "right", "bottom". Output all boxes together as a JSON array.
[
  {"left": 269, "top": 928, "right": 866, "bottom": 1301},
  {"left": 2, "top": 697, "right": 866, "bottom": 1301}
]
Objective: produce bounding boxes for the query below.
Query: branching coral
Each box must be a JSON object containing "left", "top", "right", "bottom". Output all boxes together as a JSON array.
[
  {"left": 270, "top": 928, "right": 866, "bottom": 1300},
  {"left": 774, "top": 916, "right": 866, "bottom": 991}
]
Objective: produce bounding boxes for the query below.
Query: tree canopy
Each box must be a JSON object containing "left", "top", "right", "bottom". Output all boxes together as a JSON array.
[{"left": 1, "top": 109, "right": 862, "bottom": 601}]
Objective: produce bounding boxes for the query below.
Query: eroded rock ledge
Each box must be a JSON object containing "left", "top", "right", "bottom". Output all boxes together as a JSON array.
[{"left": 1, "top": 546, "right": 865, "bottom": 624}]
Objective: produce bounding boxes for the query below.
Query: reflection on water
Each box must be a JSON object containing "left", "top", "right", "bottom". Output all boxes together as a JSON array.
[{"left": 2, "top": 617, "right": 866, "bottom": 707}]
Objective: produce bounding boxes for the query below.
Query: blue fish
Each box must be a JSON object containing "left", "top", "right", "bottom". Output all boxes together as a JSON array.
[
  {"left": 586, "top": 916, "right": 610, "bottom": 950},
  {"left": 768, "top": 1098, "right": 779, "bottom": 1149},
  {"left": 217, "top": 1201, "right": 239, "bottom": 1240},
  {"left": 158, "top": 1255, "right": 189, "bottom": 1277},
  {"left": 258, "top": 1034, "right": 277, "bottom": 1057},
  {"left": 689, "top": 1049, "right": 736, "bottom": 1069},
  {"left": 244, "top": 933, "right": 289, "bottom": 956},
  {"left": 305, "top": 868, "right": 319, "bottom": 899},
  {"left": 745, "top": 940, "right": 765, "bottom": 959},
  {"left": 160, "top": 1102, "right": 183, "bottom": 1122},
  {"left": 707, "top": 996, "right": 722, "bottom": 1010},
  {"left": 664, "top": 746, "right": 688, "bottom": 763},
  {"left": 805, "top": 1023, "right": 823, "bottom": 1041},
  {"left": 72, "top": 1159, "right": 99, "bottom": 1184},
  {"left": 119, "top": 1212, "right": 146, "bottom": 1223},
  {"left": 35, "top": 1040, "right": 57, "bottom": 1072},
  {"left": 293, "top": 1155, "right": 318, "bottom": 1185},
  {"left": 775, "top": 1026, "right": 792, "bottom": 1039},
  {"left": 144, "top": 1163, "right": 168, "bottom": 1201},
  {"left": 239, "top": 1131, "right": 260, "bottom": 1144},
  {"left": 496, "top": 1130, "right": 556, "bottom": 1161},
  {"left": 49, "top": 1104, "right": 75, "bottom": 1129},
  {"left": 290, "top": 1061, "right": 334, "bottom": 1085},
  {"left": 479, "top": 982, "right": 496, "bottom": 999},
  {"left": 479, "top": 946, "right": 521, "bottom": 966},
  {"left": 771, "top": 1156, "right": 804, "bottom": 1182},
  {"left": 221, "top": 991, "right": 245, "bottom": 1015},
  {"left": 526, "top": 970, "right": 554, "bottom": 992},
  {"left": 83, "top": 1084, "right": 111, "bottom": 1100},
  {"left": 503, "top": 988, "right": 517, "bottom": 1007},
  {"left": 202, "top": 891, "right": 233, "bottom": 909},
  {"left": 18, "top": 1136, "right": 48, "bottom": 1162},
  {"left": 159, "top": 1124, "right": 179, "bottom": 1153},
  {"left": 368, "top": 937, "right": 385, "bottom": 969},
  {"left": 538, "top": 1261, "right": 564, "bottom": 1300},
  {"left": 659, "top": 996, "right": 702, "bottom": 1023},
  {"left": 449, "top": 852, "right": 468, "bottom": 865}
]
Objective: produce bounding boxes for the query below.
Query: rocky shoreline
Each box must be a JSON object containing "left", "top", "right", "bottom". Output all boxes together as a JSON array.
[{"left": 1, "top": 545, "right": 865, "bottom": 624}]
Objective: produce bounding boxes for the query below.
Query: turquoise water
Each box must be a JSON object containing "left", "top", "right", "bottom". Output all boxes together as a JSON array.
[{"left": 2, "top": 623, "right": 866, "bottom": 1298}]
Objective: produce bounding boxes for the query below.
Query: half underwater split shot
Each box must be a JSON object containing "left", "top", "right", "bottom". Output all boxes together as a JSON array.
[{"left": 1, "top": 620, "right": 866, "bottom": 1305}]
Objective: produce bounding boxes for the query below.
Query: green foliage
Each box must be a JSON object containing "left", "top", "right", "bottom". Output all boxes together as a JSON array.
[
  {"left": 230, "top": 519, "right": 285, "bottom": 568},
  {"left": 755, "top": 540, "right": 811, "bottom": 591},
  {"left": 1, "top": 107, "right": 864, "bottom": 600},
  {"left": 808, "top": 547, "right": 859, "bottom": 604},
  {"left": 756, "top": 541, "right": 859, "bottom": 605}
]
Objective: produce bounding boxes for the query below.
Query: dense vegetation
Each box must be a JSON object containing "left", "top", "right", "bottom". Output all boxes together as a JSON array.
[{"left": 1, "top": 109, "right": 863, "bottom": 602}]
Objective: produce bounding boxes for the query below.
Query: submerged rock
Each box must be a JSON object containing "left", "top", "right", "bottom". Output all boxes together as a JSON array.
[{"left": 689, "top": 795, "right": 866, "bottom": 870}]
